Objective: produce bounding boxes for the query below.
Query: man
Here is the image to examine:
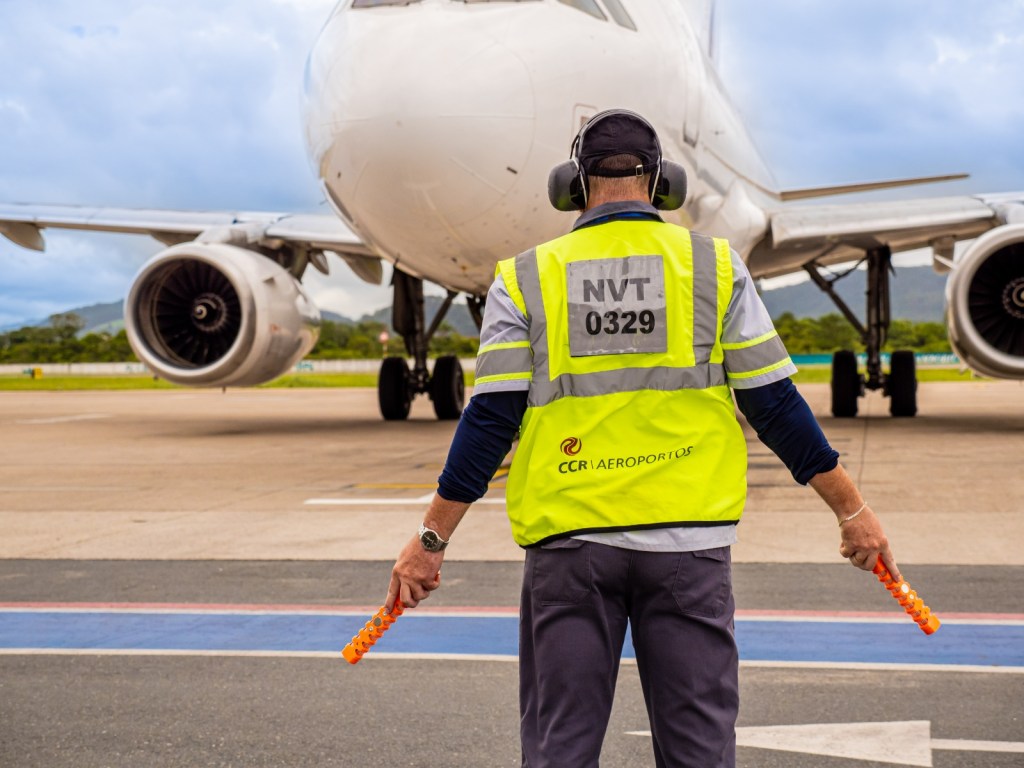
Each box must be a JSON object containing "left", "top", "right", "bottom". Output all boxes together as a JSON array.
[{"left": 386, "top": 109, "right": 899, "bottom": 768}]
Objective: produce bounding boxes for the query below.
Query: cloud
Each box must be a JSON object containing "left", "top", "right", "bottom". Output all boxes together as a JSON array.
[
  {"left": 0, "top": 232, "right": 153, "bottom": 327},
  {"left": 1, "top": 0, "right": 1022, "bottom": 328},
  {"left": 0, "top": 0, "right": 356, "bottom": 323},
  {"left": 716, "top": 0, "right": 1024, "bottom": 190}
]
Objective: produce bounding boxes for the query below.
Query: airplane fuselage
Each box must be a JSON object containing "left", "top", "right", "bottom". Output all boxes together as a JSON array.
[{"left": 302, "top": 0, "right": 777, "bottom": 295}]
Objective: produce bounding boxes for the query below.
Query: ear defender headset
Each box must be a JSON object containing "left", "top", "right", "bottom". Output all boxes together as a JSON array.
[{"left": 547, "top": 108, "right": 687, "bottom": 212}]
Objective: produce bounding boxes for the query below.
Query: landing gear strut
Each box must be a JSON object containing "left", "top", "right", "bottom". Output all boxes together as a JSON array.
[
  {"left": 377, "top": 271, "right": 477, "bottom": 421},
  {"left": 805, "top": 245, "right": 918, "bottom": 417}
]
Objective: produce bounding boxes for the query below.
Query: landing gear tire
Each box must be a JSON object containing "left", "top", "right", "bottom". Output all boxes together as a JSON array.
[
  {"left": 887, "top": 349, "right": 918, "bottom": 418},
  {"left": 831, "top": 350, "right": 861, "bottom": 418},
  {"left": 378, "top": 357, "right": 412, "bottom": 421},
  {"left": 430, "top": 355, "right": 464, "bottom": 421}
]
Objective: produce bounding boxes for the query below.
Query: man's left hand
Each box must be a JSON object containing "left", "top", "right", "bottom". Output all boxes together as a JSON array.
[{"left": 838, "top": 505, "right": 901, "bottom": 581}]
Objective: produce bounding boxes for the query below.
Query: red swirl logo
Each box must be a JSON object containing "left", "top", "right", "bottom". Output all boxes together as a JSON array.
[{"left": 560, "top": 437, "right": 582, "bottom": 456}]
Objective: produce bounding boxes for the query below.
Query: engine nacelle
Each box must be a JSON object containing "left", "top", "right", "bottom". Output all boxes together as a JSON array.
[
  {"left": 946, "top": 224, "right": 1024, "bottom": 379},
  {"left": 125, "top": 243, "right": 320, "bottom": 387}
]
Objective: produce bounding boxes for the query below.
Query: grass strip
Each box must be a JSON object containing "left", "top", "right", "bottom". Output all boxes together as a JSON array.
[{"left": 0, "top": 367, "right": 981, "bottom": 392}]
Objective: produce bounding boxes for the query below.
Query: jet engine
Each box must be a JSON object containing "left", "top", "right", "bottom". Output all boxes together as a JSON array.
[
  {"left": 946, "top": 223, "right": 1024, "bottom": 379},
  {"left": 125, "top": 243, "right": 320, "bottom": 387}
]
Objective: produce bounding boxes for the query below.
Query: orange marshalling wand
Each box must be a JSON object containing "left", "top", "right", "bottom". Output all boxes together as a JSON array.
[
  {"left": 873, "top": 561, "right": 941, "bottom": 635},
  {"left": 342, "top": 600, "right": 404, "bottom": 664}
]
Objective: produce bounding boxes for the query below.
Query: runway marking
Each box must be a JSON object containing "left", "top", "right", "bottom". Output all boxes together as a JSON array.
[
  {"left": 354, "top": 483, "right": 508, "bottom": 491},
  {"left": 1, "top": 648, "right": 1021, "bottom": 675},
  {"left": 0, "top": 486, "right": 132, "bottom": 493},
  {"left": 1, "top": 605, "right": 1022, "bottom": 671},
  {"left": 4, "top": 603, "right": 1022, "bottom": 622},
  {"left": 13, "top": 413, "right": 111, "bottom": 425},
  {"left": 305, "top": 493, "right": 507, "bottom": 506},
  {"left": 629, "top": 721, "right": 1024, "bottom": 766}
]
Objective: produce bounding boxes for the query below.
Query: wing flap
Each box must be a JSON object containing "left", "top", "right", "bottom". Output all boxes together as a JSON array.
[
  {"left": 770, "top": 196, "right": 996, "bottom": 247},
  {"left": 746, "top": 194, "right": 1010, "bottom": 279}
]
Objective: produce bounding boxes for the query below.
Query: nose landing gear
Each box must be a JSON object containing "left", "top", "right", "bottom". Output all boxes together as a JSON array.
[{"left": 377, "top": 270, "right": 479, "bottom": 421}]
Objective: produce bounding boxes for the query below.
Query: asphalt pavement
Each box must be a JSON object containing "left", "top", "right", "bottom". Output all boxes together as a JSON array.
[{"left": 1, "top": 383, "right": 1023, "bottom": 767}]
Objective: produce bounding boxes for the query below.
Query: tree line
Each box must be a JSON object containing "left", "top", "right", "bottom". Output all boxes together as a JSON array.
[
  {"left": 772, "top": 312, "right": 952, "bottom": 354},
  {"left": 0, "top": 314, "right": 479, "bottom": 364},
  {"left": 1, "top": 311, "right": 952, "bottom": 365}
]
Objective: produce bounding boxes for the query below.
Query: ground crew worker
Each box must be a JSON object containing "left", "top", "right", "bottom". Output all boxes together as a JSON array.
[{"left": 386, "top": 109, "right": 900, "bottom": 768}]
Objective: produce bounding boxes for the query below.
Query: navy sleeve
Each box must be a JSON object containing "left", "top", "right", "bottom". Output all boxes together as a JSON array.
[
  {"left": 734, "top": 378, "right": 840, "bottom": 485},
  {"left": 436, "top": 391, "right": 528, "bottom": 503}
]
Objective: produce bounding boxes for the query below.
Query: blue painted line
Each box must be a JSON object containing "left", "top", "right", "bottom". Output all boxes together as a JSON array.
[{"left": 1, "top": 612, "right": 1022, "bottom": 669}]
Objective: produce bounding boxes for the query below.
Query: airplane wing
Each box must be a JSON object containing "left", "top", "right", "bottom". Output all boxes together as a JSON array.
[
  {"left": 746, "top": 193, "right": 1024, "bottom": 279},
  {"left": 744, "top": 190, "right": 1024, "bottom": 393},
  {"left": 0, "top": 202, "right": 380, "bottom": 279}
]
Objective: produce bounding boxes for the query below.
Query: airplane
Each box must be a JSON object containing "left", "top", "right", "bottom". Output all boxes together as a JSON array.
[{"left": 1, "top": 0, "right": 1021, "bottom": 421}]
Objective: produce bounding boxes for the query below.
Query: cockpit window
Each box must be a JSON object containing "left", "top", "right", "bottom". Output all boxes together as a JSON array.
[
  {"left": 601, "top": 0, "right": 636, "bottom": 30},
  {"left": 352, "top": 0, "right": 422, "bottom": 8},
  {"left": 556, "top": 0, "right": 606, "bottom": 21}
]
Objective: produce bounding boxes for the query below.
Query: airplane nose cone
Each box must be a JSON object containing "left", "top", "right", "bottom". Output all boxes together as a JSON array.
[{"left": 312, "top": 14, "right": 535, "bottom": 253}]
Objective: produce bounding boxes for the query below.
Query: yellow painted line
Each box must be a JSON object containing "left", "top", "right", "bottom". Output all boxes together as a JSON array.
[{"left": 354, "top": 483, "right": 434, "bottom": 489}]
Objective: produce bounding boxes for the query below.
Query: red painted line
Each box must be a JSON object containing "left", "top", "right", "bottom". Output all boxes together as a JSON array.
[
  {"left": 0, "top": 602, "right": 1022, "bottom": 621},
  {"left": 735, "top": 609, "right": 1024, "bottom": 621},
  {"left": 0, "top": 602, "right": 518, "bottom": 614}
]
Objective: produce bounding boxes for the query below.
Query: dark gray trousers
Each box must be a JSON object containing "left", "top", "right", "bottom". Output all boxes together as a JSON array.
[{"left": 520, "top": 540, "right": 738, "bottom": 768}]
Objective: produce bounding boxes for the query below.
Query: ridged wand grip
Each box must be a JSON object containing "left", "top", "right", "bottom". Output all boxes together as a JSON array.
[
  {"left": 873, "top": 561, "right": 941, "bottom": 635},
  {"left": 342, "top": 600, "right": 405, "bottom": 664}
]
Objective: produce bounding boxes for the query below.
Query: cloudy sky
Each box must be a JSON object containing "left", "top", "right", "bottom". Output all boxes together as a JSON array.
[{"left": 1, "top": 0, "right": 1022, "bottom": 327}]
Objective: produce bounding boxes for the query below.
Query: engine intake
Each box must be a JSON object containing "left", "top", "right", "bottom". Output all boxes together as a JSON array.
[
  {"left": 947, "top": 223, "right": 1024, "bottom": 379},
  {"left": 125, "top": 243, "right": 320, "bottom": 387}
]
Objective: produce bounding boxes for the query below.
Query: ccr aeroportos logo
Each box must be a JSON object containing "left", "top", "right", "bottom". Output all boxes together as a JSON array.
[{"left": 560, "top": 437, "right": 582, "bottom": 456}]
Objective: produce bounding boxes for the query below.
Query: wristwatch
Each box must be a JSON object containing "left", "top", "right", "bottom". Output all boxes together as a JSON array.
[{"left": 418, "top": 524, "right": 449, "bottom": 553}]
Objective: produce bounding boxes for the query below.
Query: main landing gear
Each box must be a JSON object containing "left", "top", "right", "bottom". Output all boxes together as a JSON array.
[
  {"left": 805, "top": 245, "right": 918, "bottom": 418},
  {"left": 377, "top": 271, "right": 484, "bottom": 421}
]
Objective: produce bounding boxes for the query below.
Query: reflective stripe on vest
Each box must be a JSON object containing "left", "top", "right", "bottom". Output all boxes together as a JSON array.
[{"left": 502, "top": 220, "right": 748, "bottom": 547}]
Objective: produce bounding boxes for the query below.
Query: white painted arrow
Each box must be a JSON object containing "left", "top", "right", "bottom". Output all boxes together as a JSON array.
[{"left": 625, "top": 721, "right": 1024, "bottom": 767}]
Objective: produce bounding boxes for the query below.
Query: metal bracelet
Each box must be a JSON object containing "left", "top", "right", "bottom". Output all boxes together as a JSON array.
[{"left": 838, "top": 502, "right": 868, "bottom": 527}]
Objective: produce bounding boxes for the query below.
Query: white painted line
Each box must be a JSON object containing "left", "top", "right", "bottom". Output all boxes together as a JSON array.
[
  {"left": 932, "top": 738, "right": 1024, "bottom": 753},
  {"left": 0, "top": 648, "right": 1018, "bottom": 675},
  {"left": 735, "top": 720, "right": 932, "bottom": 767},
  {"left": 0, "top": 486, "right": 132, "bottom": 492},
  {"left": 14, "top": 413, "right": 111, "bottom": 425},
  {"left": 739, "top": 659, "right": 1024, "bottom": 675},
  {"left": 630, "top": 721, "right": 1024, "bottom": 765}
]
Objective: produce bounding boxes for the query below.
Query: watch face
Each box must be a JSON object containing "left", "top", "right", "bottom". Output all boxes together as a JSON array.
[{"left": 420, "top": 530, "right": 443, "bottom": 551}]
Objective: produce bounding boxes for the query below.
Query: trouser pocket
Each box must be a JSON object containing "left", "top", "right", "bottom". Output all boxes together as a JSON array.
[
  {"left": 671, "top": 546, "right": 732, "bottom": 618},
  {"left": 529, "top": 539, "right": 592, "bottom": 606}
]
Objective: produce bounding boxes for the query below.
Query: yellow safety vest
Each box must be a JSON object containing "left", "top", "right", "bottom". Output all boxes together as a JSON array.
[{"left": 489, "top": 219, "right": 749, "bottom": 547}]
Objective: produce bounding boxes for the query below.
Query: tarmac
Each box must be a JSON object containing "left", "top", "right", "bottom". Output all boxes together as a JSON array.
[{"left": 1, "top": 381, "right": 1022, "bottom": 767}]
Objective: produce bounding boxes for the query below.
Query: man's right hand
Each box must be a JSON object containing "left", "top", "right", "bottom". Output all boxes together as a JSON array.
[{"left": 385, "top": 534, "right": 444, "bottom": 612}]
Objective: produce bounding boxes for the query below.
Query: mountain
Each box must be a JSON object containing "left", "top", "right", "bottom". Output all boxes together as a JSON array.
[
  {"left": 5, "top": 265, "right": 948, "bottom": 337},
  {"left": 357, "top": 296, "right": 480, "bottom": 337},
  {"left": 2, "top": 297, "right": 476, "bottom": 337},
  {"left": 0, "top": 301, "right": 126, "bottom": 335},
  {"left": 759, "top": 265, "right": 948, "bottom": 322}
]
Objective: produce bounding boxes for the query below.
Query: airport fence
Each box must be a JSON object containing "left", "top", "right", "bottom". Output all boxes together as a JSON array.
[
  {"left": 2, "top": 355, "right": 963, "bottom": 378},
  {"left": 0, "top": 358, "right": 479, "bottom": 377}
]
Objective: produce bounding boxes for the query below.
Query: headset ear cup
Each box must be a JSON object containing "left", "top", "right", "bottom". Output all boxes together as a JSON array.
[
  {"left": 652, "top": 160, "right": 687, "bottom": 211},
  {"left": 548, "top": 160, "right": 585, "bottom": 212}
]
